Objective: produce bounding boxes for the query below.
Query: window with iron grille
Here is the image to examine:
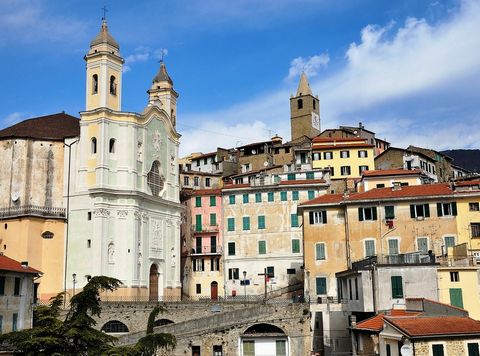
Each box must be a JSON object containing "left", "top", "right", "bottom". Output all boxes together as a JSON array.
[
  {"left": 472, "top": 223, "right": 480, "bottom": 238},
  {"left": 147, "top": 161, "right": 164, "bottom": 196}
]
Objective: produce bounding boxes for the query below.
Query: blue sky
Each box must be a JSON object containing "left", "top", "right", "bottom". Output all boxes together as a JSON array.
[{"left": 1, "top": 0, "right": 479, "bottom": 156}]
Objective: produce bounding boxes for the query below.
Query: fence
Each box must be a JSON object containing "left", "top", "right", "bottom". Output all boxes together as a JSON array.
[{"left": 0, "top": 205, "right": 66, "bottom": 219}]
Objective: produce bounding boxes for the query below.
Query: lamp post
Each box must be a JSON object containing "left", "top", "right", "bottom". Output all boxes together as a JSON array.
[
  {"left": 242, "top": 270, "right": 247, "bottom": 305},
  {"left": 72, "top": 273, "right": 77, "bottom": 297}
]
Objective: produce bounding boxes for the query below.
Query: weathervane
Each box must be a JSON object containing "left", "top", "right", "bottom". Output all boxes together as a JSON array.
[
  {"left": 159, "top": 48, "right": 167, "bottom": 63},
  {"left": 101, "top": 5, "right": 108, "bottom": 20}
]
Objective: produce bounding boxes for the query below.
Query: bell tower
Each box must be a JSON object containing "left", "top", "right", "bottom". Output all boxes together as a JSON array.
[
  {"left": 84, "top": 18, "right": 124, "bottom": 111},
  {"left": 290, "top": 73, "right": 320, "bottom": 141},
  {"left": 147, "top": 61, "right": 179, "bottom": 127}
]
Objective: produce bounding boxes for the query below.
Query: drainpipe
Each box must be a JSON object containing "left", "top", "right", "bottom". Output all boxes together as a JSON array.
[{"left": 371, "top": 262, "right": 377, "bottom": 313}]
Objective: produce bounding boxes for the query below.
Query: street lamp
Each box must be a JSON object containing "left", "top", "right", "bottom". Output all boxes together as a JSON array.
[
  {"left": 242, "top": 271, "right": 247, "bottom": 304},
  {"left": 72, "top": 273, "right": 77, "bottom": 297}
]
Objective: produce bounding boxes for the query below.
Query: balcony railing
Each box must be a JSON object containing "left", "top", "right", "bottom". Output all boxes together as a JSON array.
[
  {"left": 352, "top": 252, "right": 435, "bottom": 270},
  {"left": 437, "top": 256, "right": 478, "bottom": 267},
  {"left": 0, "top": 205, "right": 66, "bottom": 219},
  {"left": 190, "top": 246, "right": 223, "bottom": 255},
  {"left": 193, "top": 224, "right": 219, "bottom": 233}
]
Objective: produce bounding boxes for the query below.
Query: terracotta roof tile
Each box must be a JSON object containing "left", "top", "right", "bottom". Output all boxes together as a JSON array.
[
  {"left": 386, "top": 316, "right": 480, "bottom": 337},
  {"left": 348, "top": 183, "right": 453, "bottom": 201},
  {"left": 279, "top": 179, "right": 326, "bottom": 186},
  {"left": 355, "top": 310, "right": 421, "bottom": 332},
  {"left": 0, "top": 113, "right": 80, "bottom": 140},
  {"left": 313, "top": 137, "right": 368, "bottom": 143},
  {"left": 362, "top": 169, "right": 422, "bottom": 177},
  {"left": 0, "top": 254, "right": 42, "bottom": 275},
  {"left": 191, "top": 189, "right": 222, "bottom": 196},
  {"left": 299, "top": 193, "right": 346, "bottom": 206},
  {"left": 455, "top": 180, "right": 480, "bottom": 187},
  {"left": 312, "top": 143, "right": 374, "bottom": 150}
]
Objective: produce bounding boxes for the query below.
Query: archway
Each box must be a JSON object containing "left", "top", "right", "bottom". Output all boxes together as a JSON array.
[
  {"left": 154, "top": 318, "right": 175, "bottom": 327},
  {"left": 101, "top": 320, "right": 129, "bottom": 333},
  {"left": 149, "top": 264, "right": 159, "bottom": 301},
  {"left": 241, "top": 323, "right": 288, "bottom": 356},
  {"left": 211, "top": 281, "right": 218, "bottom": 300}
]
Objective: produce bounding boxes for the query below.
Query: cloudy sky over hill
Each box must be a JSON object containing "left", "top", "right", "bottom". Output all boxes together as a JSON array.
[{"left": 1, "top": 0, "right": 479, "bottom": 156}]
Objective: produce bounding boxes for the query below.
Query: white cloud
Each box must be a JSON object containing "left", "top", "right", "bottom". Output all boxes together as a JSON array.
[
  {"left": 123, "top": 47, "right": 168, "bottom": 73},
  {"left": 178, "top": 121, "right": 275, "bottom": 157},
  {"left": 0, "top": 0, "right": 87, "bottom": 45},
  {"left": 286, "top": 54, "right": 330, "bottom": 81},
  {"left": 182, "top": 0, "right": 480, "bottom": 153},
  {"left": 2, "top": 112, "right": 25, "bottom": 128}
]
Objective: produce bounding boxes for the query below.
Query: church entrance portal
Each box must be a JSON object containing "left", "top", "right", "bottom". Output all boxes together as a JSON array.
[{"left": 149, "top": 264, "right": 159, "bottom": 301}]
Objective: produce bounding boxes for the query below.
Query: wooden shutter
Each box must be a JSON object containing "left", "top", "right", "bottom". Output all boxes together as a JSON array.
[
  {"left": 452, "top": 202, "right": 458, "bottom": 216},
  {"left": 424, "top": 204, "right": 430, "bottom": 217},
  {"left": 437, "top": 203, "right": 443, "bottom": 217},
  {"left": 449, "top": 288, "right": 464, "bottom": 308},
  {"left": 391, "top": 276, "right": 403, "bottom": 298},
  {"left": 372, "top": 207, "right": 378, "bottom": 220},
  {"left": 323, "top": 211, "right": 328, "bottom": 224},
  {"left": 309, "top": 211, "right": 314, "bottom": 224},
  {"left": 410, "top": 204, "right": 416, "bottom": 218},
  {"left": 358, "top": 208, "right": 364, "bottom": 221}
]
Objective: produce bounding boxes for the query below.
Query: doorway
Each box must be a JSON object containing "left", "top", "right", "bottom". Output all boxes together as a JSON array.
[
  {"left": 149, "top": 264, "right": 158, "bottom": 301},
  {"left": 211, "top": 281, "right": 218, "bottom": 300}
]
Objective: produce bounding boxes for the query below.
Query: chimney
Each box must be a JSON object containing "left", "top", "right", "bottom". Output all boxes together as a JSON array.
[
  {"left": 21, "top": 261, "right": 28, "bottom": 268},
  {"left": 392, "top": 182, "right": 402, "bottom": 191}
]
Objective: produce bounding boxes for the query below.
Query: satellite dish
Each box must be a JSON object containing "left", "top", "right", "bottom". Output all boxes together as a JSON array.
[
  {"left": 11, "top": 192, "right": 19, "bottom": 202},
  {"left": 400, "top": 344, "right": 413, "bottom": 356},
  {"left": 263, "top": 161, "right": 269, "bottom": 167},
  {"left": 251, "top": 149, "right": 257, "bottom": 154}
]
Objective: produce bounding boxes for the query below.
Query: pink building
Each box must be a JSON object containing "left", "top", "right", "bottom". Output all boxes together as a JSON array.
[{"left": 181, "top": 189, "right": 223, "bottom": 299}]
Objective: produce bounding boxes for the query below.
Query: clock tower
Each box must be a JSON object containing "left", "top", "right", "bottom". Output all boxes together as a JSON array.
[{"left": 290, "top": 72, "right": 320, "bottom": 141}]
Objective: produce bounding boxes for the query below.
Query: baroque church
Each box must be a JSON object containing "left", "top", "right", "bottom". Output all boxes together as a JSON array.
[{"left": 0, "top": 19, "right": 182, "bottom": 301}]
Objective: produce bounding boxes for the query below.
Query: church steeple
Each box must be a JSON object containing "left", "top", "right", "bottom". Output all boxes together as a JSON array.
[
  {"left": 147, "top": 61, "right": 179, "bottom": 127},
  {"left": 84, "top": 18, "right": 124, "bottom": 111},
  {"left": 290, "top": 72, "right": 320, "bottom": 141}
]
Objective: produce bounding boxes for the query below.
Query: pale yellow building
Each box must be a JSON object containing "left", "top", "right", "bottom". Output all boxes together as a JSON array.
[
  {"left": 356, "top": 168, "right": 426, "bottom": 192},
  {"left": 312, "top": 137, "right": 375, "bottom": 191},
  {"left": 452, "top": 180, "right": 480, "bottom": 253},
  {"left": 0, "top": 113, "right": 79, "bottom": 301}
]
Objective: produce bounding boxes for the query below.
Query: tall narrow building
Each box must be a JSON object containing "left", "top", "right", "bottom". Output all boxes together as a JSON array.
[
  {"left": 290, "top": 73, "right": 320, "bottom": 141},
  {"left": 67, "top": 19, "right": 182, "bottom": 300}
]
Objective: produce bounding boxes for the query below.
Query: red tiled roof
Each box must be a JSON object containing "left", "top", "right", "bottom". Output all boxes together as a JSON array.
[
  {"left": 386, "top": 316, "right": 480, "bottom": 337},
  {"left": 0, "top": 254, "right": 42, "bottom": 275},
  {"left": 191, "top": 189, "right": 222, "bottom": 196},
  {"left": 299, "top": 193, "right": 346, "bottom": 206},
  {"left": 455, "top": 180, "right": 480, "bottom": 187},
  {"left": 192, "top": 151, "right": 216, "bottom": 160},
  {"left": 312, "top": 143, "right": 374, "bottom": 150},
  {"left": 362, "top": 169, "right": 422, "bottom": 177},
  {"left": 222, "top": 183, "right": 250, "bottom": 190},
  {"left": 0, "top": 113, "right": 80, "bottom": 140},
  {"left": 348, "top": 183, "right": 453, "bottom": 201},
  {"left": 279, "top": 179, "right": 326, "bottom": 186},
  {"left": 313, "top": 137, "right": 368, "bottom": 143},
  {"left": 355, "top": 310, "right": 421, "bottom": 332}
]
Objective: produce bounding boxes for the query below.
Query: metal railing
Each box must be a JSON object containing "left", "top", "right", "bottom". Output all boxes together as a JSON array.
[
  {"left": 192, "top": 224, "right": 219, "bottom": 233},
  {"left": 0, "top": 205, "right": 66, "bottom": 219},
  {"left": 437, "top": 256, "right": 477, "bottom": 267},
  {"left": 190, "top": 246, "right": 223, "bottom": 255},
  {"left": 351, "top": 252, "right": 435, "bottom": 269}
]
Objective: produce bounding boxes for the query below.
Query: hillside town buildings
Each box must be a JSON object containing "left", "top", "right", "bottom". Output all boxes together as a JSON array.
[{"left": 1, "top": 17, "right": 480, "bottom": 356}]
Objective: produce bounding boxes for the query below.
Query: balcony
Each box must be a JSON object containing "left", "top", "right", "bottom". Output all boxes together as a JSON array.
[
  {"left": 193, "top": 224, "right": 219, "bottom": 233},
  {"left": 190, "top": 246, "right": 223, "bottom": 256},
  {"left": 437, "top": 256, "right": 478, "bottom": 267},
  {"left": 351, "top": 252, "right": 436, "bottom": 270},
  {"left": 0, "top": 205, "right": 66, "bottom": 219}
]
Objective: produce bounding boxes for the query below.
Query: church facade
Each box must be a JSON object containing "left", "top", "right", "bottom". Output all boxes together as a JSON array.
[{"left": 65, "top": 19, "right": 182, "bottom": 300}]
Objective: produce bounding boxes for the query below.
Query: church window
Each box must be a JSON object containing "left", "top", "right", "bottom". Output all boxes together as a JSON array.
[
  {"left": 147, "top": 160, "right": 164, "bottom": 196},
  {"left": 91, "top": 137, "right": 97, "bottom": 154},
  {"left": 109, "top": 75, "right": 117, "bottom": 95},
  {"left": 87, "top": 239, "right": 91, "bottom": 248},
  {"left": 313, "top": 99, "right": 316, "bottom": 110},
  {"left": 109, "top": 139, "right": 115, "bottom": 153},
  {"left": 297, "top": 99, "right": 303, "bottom": 109},
  {"left": 92, "top": 74, "right": 98, "bottom": 94}
]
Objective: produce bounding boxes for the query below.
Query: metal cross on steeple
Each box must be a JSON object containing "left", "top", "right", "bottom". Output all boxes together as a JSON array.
[
  {"left": 101, "top": 5, "right": 108, "bottom": 20},
  {"left": 158, "top": 48, "right": 167, "bottom": 63}
]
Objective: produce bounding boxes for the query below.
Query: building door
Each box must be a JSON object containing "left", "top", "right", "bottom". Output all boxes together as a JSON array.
[
  {"left": 211, "top": 281, "right": 218, "bottom": 300},
  {"left": 149, "top": 264, "right": 159, "bottom": 301},
  {"left": 449, "top": 288, "right": 464, "bottom": 308}
]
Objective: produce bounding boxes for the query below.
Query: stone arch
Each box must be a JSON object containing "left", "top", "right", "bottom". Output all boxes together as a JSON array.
[
  {"left": 101, "top": 320, "right": 129, "bottom": 333},
  {"left": 149, "top": 263, "right": 159, "bottom": 301},
  {"left": 242, "top": 323, "right": 286, "bottom": 335},
  {"left": 154, "top": 318, "right": 175, "bottom": 327}
]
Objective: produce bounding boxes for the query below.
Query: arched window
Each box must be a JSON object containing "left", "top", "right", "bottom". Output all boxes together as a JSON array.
[
  {"left": 41, "top": 231, "right": 54, "bottom": 239},
  {"left": 110, "top": 76, "right": 116, "bottom": 95},
  {"left": 92, "top": 74, "right": 98, "bottom": 94},
  {"left": 101, "top": 320, "right": 129, "bottom": 333},
  {"left": 109, "top": 138, "right": 115, "bottom": 153},
  {"left": 243, "top": 323, "right": 285, "bottom": 335},
  {"left": 147, "top": 161, "right": 164, "bottom": 196},
  {"left": 91, "top": 137, "right": 97, "bottom": 154},
  {"left": 297, "top": 99, "right": 303, "bottom": 109}
]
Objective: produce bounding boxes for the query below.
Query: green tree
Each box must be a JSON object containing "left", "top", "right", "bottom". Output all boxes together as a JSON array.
[{"left": 0, "top": 276, "right": 175, "bottom": 355}]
